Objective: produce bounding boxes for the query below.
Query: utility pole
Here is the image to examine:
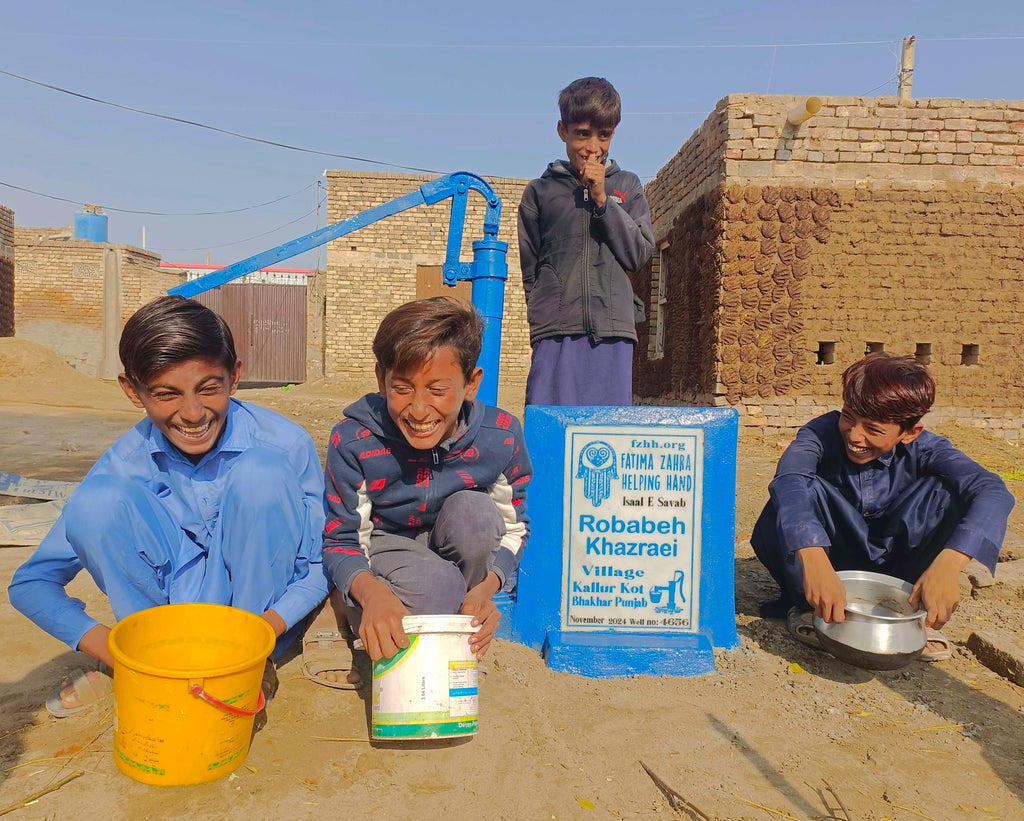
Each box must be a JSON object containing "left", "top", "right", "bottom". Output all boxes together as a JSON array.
[{"left": 898, "top": 35, "right": 915, "bottom": 99}]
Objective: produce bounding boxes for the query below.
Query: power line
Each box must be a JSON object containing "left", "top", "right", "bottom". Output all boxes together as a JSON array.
[
  {"left": 0, "top": 67, "right": 442, "bottom": 174},
  {"left": 0, "top": 178, "right": 318, "bottom": 216},
  {"left": 150, "top": 198, "right": 326, "bottom": 253},
  {"left": 8, "top": 33, "right": 1024, "bottom": 48}
]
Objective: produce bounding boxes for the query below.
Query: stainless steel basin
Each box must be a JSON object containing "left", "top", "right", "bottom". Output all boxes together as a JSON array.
[{"left": 813, "top": 570, "right": 927, "bottom": 670}]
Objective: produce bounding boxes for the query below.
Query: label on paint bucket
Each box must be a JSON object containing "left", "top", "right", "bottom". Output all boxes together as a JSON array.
[{"left": 372, "top": 615, "right": 479, "bottom": 740}]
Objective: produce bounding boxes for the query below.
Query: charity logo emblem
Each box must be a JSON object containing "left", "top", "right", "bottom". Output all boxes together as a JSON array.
[{"left": 577, "top": 441, "right": 617, "bottom": 507}]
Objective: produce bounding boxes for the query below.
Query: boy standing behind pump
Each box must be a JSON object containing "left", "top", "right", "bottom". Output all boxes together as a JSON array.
[{"left": 518, "top": 76, "right": 654, "bottom": 406}]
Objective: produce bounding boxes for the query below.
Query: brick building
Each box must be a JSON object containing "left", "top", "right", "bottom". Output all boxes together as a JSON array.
[
  {"left": 324, "top": 171, "right": 532, "bottom": 394},
  {"left": 0, "top": 205, "right": 13, "bottom": 337},
  {"left": 13, "top": 225, "right": 175, "bottom": 377},
  {"left": 636, "top": 94, "right": 1024, "bottom": 440}
]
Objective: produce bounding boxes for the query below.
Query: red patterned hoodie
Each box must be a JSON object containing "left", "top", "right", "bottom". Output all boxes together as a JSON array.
[{"left": 322, "top": 393, "right": 532, "bottom": 596}]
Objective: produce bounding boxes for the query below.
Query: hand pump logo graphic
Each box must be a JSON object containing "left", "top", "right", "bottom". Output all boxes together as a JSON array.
[{"left": 576, "top": 441, "right": 617, "bottom": 506}]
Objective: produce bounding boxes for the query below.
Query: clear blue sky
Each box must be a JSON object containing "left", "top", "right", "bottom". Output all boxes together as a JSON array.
[{"left": 3, "top": 1, "right": 1022, "bottom": 268}]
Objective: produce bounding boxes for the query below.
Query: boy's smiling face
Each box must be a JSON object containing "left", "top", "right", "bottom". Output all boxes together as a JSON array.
[
  {"left": 119, "top": 356, "right": 241, "bottom": 461},
  {"left": 377, "top": 346, "right": 483, "bottom": 450},
  {"left": 557, "top": 120, "right": 615, "bottom": 173},
  {"left": 837, "top": 406, "right": 923, "bottom": 464}
]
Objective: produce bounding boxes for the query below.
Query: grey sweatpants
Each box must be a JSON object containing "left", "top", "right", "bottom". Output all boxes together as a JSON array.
[{"left": 342, "top": 490, "right": 505, "bottom": 632}]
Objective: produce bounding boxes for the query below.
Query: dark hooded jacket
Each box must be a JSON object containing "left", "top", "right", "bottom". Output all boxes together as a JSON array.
[{"left": 517, "top": 159, "right": 654, "bottom": 344}]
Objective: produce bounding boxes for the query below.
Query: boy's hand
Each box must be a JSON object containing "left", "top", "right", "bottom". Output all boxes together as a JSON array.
[
  {"left": 460, "top": 572, "right": 502, "bottom": 659},
  {"left": 580, "top": 155, "right": 607, "bottom": 209},
  {"left": 797, "top": 546, "right": 847, "bottom": 623},
  {"left": 910, "top": 548, "right": 970, "bottom": 629},
  {"left": 350, "top": 573, "right": 411, "bottom": 662}
]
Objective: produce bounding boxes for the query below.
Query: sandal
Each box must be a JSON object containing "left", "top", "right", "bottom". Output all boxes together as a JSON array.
[
  {"left": 46, "top": 666, "right": 113, "bottom": 718},
  {"left": 920, "top": 628, "right": 953, "bottom": 662},
  {"left": 786, "top": 606, "right": 821, "bottom": 649},
  {"left": 301, "top": 600, "right": 363, "bottom": 690}
]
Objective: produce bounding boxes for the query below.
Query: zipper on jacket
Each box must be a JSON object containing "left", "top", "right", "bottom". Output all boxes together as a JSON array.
[{"left": 581, "top": 199, "right": 592, "bottom": 337}]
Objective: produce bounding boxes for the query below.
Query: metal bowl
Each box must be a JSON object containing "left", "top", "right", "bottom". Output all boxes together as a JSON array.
[{"left": 813, "top": 570, "right": 927, "bottom": 670}]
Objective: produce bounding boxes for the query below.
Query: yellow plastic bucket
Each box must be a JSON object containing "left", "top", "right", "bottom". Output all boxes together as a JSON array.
[{"left": 108, "top": 603, "right": 276, "bottom": 785}]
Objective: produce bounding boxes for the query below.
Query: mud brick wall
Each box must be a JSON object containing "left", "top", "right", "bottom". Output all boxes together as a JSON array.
[
  {"left": 0, "top": 205, "right": 13, "bottom": 336},
  {"left": 14, "top": 227, "right": 167, "bottom": 375},
  {"left": 641, "top": 94, "right": 1024, "bottom": 439},
  {"left": 120, "top": 248, "right": 179, "bottom": 321},
  {"left": 14, "top": 229, "right": 108, "bottom": 332},
  {"left": 325, "top": 171, "right": 531, "bottom": 395},
  {"left": 633, "top": 192, "right": 721, "bottom": 401}
]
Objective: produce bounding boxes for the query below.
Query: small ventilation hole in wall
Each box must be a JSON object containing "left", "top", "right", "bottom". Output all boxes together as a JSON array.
[
  {"left": 816, "top": 341, "right": 836, "bottom": 365},
  {"left": 865, "top": 341, "right": 885, "bottom": 355},
  {"left": 961, "top": 344, "right": 979, "bottom": 366},
  {"left": 915, "top": 343, "right": 932, "bottom": 365}
]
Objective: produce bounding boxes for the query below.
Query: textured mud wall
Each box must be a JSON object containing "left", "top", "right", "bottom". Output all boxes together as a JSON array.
[
  {"left": 641, "top": 95, "right": 1024, "bottom": 438},
  {"left": 0, "top": 205, "right": 13, "bottom": 337},
  {"left": 633, "top": 192, "right": 720, "bottom": 400}
]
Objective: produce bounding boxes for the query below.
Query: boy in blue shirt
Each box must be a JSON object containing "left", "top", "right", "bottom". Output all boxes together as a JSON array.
[
  {"left": 321, "top": 297, "right": 531, "bottom": 667},
  {"left": 518, "top": 76, "right": 654, "bottom": 406},
  {"left": 9, "top": 296, "right": 328, "bottom": 715},
  {"left": 751, "top": 352, "right": 1014, "bottom": 658}
]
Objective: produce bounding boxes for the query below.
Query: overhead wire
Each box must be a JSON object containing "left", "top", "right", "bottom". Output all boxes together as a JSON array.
[
  {"left": 0, "top": 178, "right": 318, "bottom": 216},
  {"left": 149, "top": 197, "right": 326, "bottom": 253},
  {"left": 0, "top": 67, "right": 442, "bottom": 174}
]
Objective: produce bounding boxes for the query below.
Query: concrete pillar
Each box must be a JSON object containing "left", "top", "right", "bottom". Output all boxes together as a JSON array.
[{"left": 100, "top": 247, "right": 122, "bottom": 379}]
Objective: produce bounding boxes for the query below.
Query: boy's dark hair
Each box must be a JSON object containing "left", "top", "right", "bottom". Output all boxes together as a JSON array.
[
  {"left": 373, "top": 297, "right": 483, "bottom": 381},
  {"left": 119, "top": 295, "right": 237, "bottom": 386},
  {"left": 558, "top": 77, "right": 621, "bottom": 129},
  {"left": 841, "top": 352, "right": 935, "bottom": 430}
]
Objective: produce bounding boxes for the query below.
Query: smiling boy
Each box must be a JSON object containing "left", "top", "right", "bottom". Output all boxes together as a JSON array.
[
  {"left": 751, "top": 353, "right": 1014, "bottom": 658},
  {"left": 518, "top": 76, "right": 654, "bottom": 406},
  {"left": 9, "top": 296, "right": 328, "bottom": 715},
  {"left": 321, "top": 297, "right": 531, "bottom": 663}
]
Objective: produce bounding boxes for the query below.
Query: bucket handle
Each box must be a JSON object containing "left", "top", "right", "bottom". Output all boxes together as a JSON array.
[{"left": 189, "top": 684, "right": 266, "bottom": 717}]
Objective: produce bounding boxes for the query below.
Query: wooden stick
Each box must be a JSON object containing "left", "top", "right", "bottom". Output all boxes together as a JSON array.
[
  {"left": 889, "top": 805, "right": 939, "bottom": 821},
  {"left": 729, "top": 795, "right": 801, "bottom": 821},
  {"left": 0, "top": 771, "right": 84, "bottom": 818},
  {"left": 639, "top": 761, "right": 715, "bottom": 821},
  {"left": 822, "top": 779, "right": 854, "bottom": 821}
]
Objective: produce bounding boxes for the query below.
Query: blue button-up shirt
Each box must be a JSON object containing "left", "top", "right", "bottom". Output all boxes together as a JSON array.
[{"left": 9, "top": 399, "right": 328, "bottom": 649}]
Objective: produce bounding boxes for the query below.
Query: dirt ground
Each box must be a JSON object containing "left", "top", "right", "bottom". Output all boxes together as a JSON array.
[{"left": 1, "top": 337, "right": 1023, "bottom": 821}]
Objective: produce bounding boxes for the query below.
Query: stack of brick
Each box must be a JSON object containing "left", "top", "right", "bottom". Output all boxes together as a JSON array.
[
  {"left": 639, "top": 94, "right": 1024, "bottom": 440},
  {"left": 325, "top": 171, "right": 531, "bottom": 390},
  {"left": 13, "top": 226, "right": 168, "bottom": 376},
  {"left": 0, "top": 205, "right": 13, "bottom": 336}
]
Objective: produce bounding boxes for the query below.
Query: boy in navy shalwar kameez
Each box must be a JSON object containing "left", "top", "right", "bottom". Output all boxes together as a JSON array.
[{"left": 751, "top": 352, "right": 1014, "bottom": 658}]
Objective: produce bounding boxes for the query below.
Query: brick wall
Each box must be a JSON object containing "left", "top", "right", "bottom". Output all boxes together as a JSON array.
[
  {"left": 325, "top": 171, "right": 531, "bottom": 396},
  {"left": 14, "top": 226, "right": 168, "bottom": 376},
  {"left": 0, "top": 205, "right": 13, "bottom": 336},
  {"left": 640, "top": 95, "right": 1024, "bottom": 439}
]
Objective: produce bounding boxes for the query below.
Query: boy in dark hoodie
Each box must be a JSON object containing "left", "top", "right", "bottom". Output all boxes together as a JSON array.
[
  {"left": 321, "top": 297, "right": 532, "bottom": 665},
  {"left": 518, "top": 76, "right": 654, "bottom": 406}
]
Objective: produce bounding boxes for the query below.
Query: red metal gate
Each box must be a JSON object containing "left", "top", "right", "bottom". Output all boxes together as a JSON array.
[{"left": 193, "top": 282, "right": 306, "bottom": 384}]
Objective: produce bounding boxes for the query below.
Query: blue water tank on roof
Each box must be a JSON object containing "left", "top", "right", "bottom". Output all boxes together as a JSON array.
[{"left": 74, "top": 210, "right": 108, "bottom": 242}]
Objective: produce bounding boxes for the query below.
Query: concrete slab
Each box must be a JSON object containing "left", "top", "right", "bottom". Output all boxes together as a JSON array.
[{"left": 967, "top": 629, "right": 1024, "bottom": 686}]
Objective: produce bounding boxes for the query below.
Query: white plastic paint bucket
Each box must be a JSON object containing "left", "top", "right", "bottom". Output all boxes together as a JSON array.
[{"left": 371, "top": 614, "right": 479, "bottom": 740}]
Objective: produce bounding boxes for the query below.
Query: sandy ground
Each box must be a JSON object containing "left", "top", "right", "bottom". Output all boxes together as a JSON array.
[{"left": 1, "top": 337, "right": 1023, "bottom": 821}]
